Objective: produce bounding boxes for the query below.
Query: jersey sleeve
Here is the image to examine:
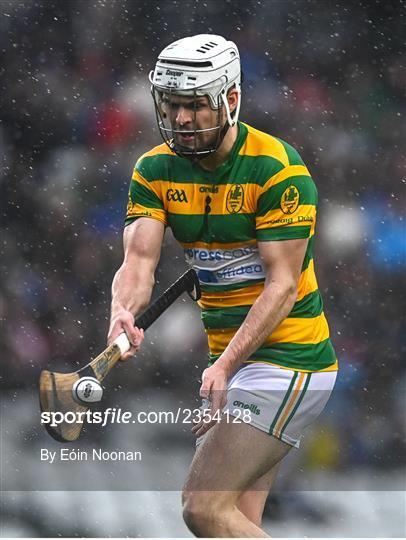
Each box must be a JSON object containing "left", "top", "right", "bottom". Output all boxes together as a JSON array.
[
  {"left": 125, "top": 160, "right": 167, "bottom": 227},
  {"left": 255, "top": 144, "right": 318, "bottom": 241}
]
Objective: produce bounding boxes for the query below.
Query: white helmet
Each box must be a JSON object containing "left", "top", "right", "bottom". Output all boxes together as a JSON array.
[{"left": 149, "top": 34, "right": 242, "bottom": 160}]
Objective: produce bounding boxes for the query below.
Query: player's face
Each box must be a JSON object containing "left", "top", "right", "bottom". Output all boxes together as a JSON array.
[{"left": 161, "top": 94, "right": 222, "bottom": 150}]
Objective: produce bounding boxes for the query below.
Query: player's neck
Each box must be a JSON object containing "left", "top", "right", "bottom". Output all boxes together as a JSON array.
[{"left": 199, "top": 123, "right": 238, "bottom": 172}]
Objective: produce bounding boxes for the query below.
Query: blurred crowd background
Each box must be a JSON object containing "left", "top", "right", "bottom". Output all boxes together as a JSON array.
[{"left": 1, "top": 0, "right": 405, "bottom": 536}]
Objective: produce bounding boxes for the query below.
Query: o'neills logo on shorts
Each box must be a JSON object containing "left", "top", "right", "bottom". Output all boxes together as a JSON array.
[{"left": 233, "top": 400, "right": 261, "bottom": 415}]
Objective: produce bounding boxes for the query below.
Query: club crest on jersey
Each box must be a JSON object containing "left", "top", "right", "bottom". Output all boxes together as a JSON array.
[
  {"left": 226, "top": 184, "right": 244, "bottom": 213},
  {"left": 127, "top": 199, "right": 135, "bottom": 214},
  {"left": 280, "top": 186, "right": 300, "bottom": 214},
  {"left": 166, "top": 188, "right": 188, "bottom": 203}
]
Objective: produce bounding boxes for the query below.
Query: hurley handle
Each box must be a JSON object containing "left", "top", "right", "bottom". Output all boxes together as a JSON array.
[
  {"left": 112, "top": 268, "right": 200, "bottom": 355},
  {"left": 135, "top": 268, "right": 200, "bottom": 330}
]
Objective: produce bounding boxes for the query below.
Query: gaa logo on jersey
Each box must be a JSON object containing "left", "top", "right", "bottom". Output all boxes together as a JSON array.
[
  {"left": 166, "top": 188, "right": 188, "bottom": 203},
  {"left": 226, "top": 184, "right": 244, "bottom": 213},
  {"left": 280, "top": 185, "right": 300, "bottom": 214}
]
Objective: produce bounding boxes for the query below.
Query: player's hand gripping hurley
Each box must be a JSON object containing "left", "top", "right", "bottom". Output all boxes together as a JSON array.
[{"left": 39, "top": 269, "right": 200, "bottom": 443}]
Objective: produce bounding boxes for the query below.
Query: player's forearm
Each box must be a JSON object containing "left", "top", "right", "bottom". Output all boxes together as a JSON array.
[
  {"left": 110, "top": 261, "right": 154, "bottom": 320},
  {"left": 215, "top": 282, "right": 298, "bottom": 377}
]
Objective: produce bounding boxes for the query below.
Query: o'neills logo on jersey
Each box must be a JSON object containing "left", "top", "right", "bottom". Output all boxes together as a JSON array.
[
  {"left": 199, "top": 185, "right": 219, "bottom": 194},
  {"left": 280, "top": 185, "right": 300, "bottom": 214},
  {"left": 226, "top": 184, "right": 244, "bottom": 213},
  {"left": 166, "top": 188, "right": 188, "bottom": 203}
]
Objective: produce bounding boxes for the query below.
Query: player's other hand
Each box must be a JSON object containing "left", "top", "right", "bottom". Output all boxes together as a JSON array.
[
  {"left": 108, "top": 310, "right": 144, "bottom": 361},
  {"left": 192, "top": 364, "right": 228, "bottom": 437}
]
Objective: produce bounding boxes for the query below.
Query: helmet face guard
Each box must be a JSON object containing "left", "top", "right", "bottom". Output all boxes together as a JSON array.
[
  {"left": 151, "top": 83, "right": 232, "bottom": 161},
  {"left": 149, "top": 34, "right": 242, "bottom": 161}
]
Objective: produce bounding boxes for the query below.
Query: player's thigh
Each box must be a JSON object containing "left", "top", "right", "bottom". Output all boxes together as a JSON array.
[
  {"left": 184, "top": 418, "right": 291, "bottom": 495},
  {"left": 237, "top": 463, "right": 280, "bottom": 525}
]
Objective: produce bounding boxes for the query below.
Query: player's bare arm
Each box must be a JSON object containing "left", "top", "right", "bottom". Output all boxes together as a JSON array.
[
  {"left": 194, "top": 237, "right": 308, "bottom": 435},
  {"left": 108, "top": 217, "right": 165, "bottom": 360}
]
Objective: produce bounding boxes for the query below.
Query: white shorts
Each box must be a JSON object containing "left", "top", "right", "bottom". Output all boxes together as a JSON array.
[{"left": 199, "top": 363, "right": 337, "bottom": 449}]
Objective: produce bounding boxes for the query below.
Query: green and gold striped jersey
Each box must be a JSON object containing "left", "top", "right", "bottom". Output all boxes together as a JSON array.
[{"left": 125, "top": 122, "right": 337, "bottom": 372}]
